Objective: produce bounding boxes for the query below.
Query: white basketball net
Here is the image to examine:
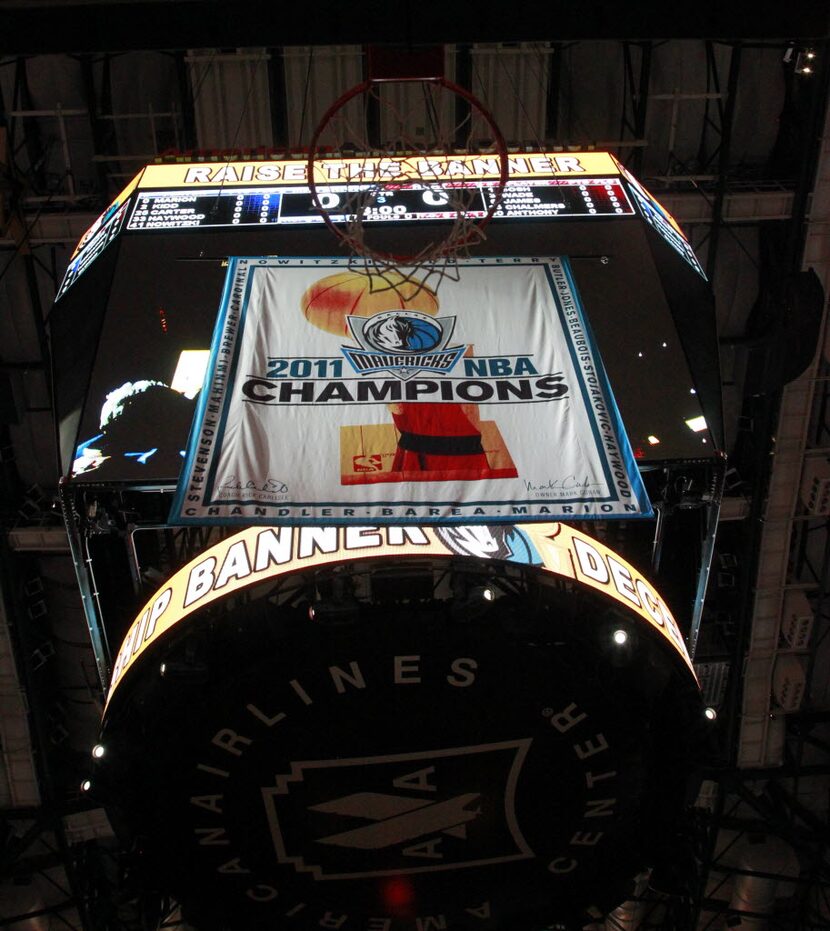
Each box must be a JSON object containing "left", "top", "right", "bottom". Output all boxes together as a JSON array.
[{"left": 308, "top": 80, "right": 507, "bottom": 297}]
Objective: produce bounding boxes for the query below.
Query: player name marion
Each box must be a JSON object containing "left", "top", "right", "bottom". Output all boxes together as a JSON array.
[{"left": 240, "top": 375, "right": 568, "bottom": 405}]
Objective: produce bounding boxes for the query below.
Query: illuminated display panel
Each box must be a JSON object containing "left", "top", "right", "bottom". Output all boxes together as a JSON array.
[
  {"left": 136, "top": 151, "right": 622, "bottom": 189},
  {"left": 59, "top": 152, "right": 704, "bottom": 299},
  {"left": 56, "top": 199, "right": 130, "bottom": 299},
  {"left": 616, "top": 163, "right": 705, "bottom": 278},
  {"left": 126, "top": 178, "right": 634, "bottom": 231},
  {"left": 107, "top": 521, "right": 696, "bottom": 705},
  {"left": 56, "top": 153, "right": 702, "bottom": 299},
  {"left": 56, "top": 174, "right": 141, "bottom": 300}
]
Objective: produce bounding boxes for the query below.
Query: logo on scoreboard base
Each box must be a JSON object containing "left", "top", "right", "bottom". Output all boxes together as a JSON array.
[{"left": 262, "top": 741, "right": 533, "bottom": 880}]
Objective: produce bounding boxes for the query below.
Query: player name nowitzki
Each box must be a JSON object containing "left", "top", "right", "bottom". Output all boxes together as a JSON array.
[{"left": 241, "top": 375, "right": 569, "bottom": 405}]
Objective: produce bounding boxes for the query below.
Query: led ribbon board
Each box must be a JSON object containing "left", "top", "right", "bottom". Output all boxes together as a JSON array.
[
  {"left": 618, "top": 163, "right": 705, "bottom": 278},
  {"left": 108, "top": 522, "right": 693, "bottom": 704},
  {"left": 55, "top": 173, "right": 140, "bottom": 300},
  {"left": 135, "top": 151, "right": 623, "bottom": 188},
  {"left": 169, "top": 256, "right": 650, "bottom": 525},
  {"left": 56, "top": 152, "right": 704, "bottom": 298},
  {"left": 127, "top": 152, "right": 633, "bottom": 230}
]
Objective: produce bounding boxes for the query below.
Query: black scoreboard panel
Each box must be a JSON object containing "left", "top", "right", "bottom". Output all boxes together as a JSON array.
[{"left": 126, "top": 178, "right": 634, "bottom": 231}]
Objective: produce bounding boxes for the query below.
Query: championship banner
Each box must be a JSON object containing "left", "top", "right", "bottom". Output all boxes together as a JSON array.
[
  {"left": 107, "top": 522, "right": 693, "bottom": 704},
  {"left": 169, "top": 257, "right": 651, "bottom": 525}
]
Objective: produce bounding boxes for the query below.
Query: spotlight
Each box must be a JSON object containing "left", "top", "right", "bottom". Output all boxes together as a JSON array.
[
  {"left": 795, "top": 51, "right": 817, "bottom": 75},
  {"left": 91, "top": 744, "right": 105, "bottom": 759},
  {"left": 451, "top": 576, "right": 498, "bottom": 620},
  {"left": 612, "top": 629, "right": 629, "bottom": 645},
  {"left": 308, "top": 594, "right": 360, "bottom": 625},
  {"left": 80, "top": 779, "right": 92, "bottom": 793},
  {"left": 158, "top": 659, "right": 209, "bottom": 682},
  {"left": 704, "top": 706, "right": 718, "bottom": 721}
]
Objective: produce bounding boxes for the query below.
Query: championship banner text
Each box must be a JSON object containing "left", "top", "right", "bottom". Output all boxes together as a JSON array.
[{"left": 169, "top": 256, "right": 651, "bottom": 525}]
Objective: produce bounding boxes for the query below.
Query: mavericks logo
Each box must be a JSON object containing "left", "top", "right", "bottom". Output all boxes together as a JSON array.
[{"left": 342, "top": 311, "right": 465, "bottom": 380}]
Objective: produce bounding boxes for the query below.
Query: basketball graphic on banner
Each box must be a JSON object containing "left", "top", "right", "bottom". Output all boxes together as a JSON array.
[{"left": 301, "top": 270, "right": 439, "bottom": 336}]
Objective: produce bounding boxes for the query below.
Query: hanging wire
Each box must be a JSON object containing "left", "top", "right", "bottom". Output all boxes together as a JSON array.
[
  {"left": 619, "top": 43, "right": 632, "bottom": 146},
  {"left": 226, "top": 52, "right": 262, "bottom": 154},
  {"left": 207, "top": 50, "right": 266, "bottom": 218},
  {"left": 471, "top": 52, "right": 496, "bottom": 141},
  {"left": 495, "top": 44, "right": 547, "bottom": 149},
  {"left": 558, "top": 43, "right": 593, "bottom": 145},
  {"left": 0, "top": 165, "right": 69, "bottom": 289},
  {"left": 687, "top": 176, "right": 760, "bottom": 270},
  {"left": 421, "top": 81, "right": 443, "bottom": 147},
  {"left": 190, "top": 48, "right": 218, "bottom": 105},
  {"left": 525, "top": 42, "right": 556, "bottom": 144},
  {"left": 296, "top": 46, "right": 315, "bottom": 151}
]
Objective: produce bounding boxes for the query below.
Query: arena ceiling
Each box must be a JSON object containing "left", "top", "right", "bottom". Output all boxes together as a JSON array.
[{"left": 1, "top": 3, "right": 830, "bottom": 929}]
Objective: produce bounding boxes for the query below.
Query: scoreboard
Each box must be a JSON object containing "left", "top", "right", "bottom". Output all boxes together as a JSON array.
[
  {"left": 68, "top": 149, "right": 716, "bottom": 931},
  {"left": 126, "top": 178, "right": 635, "bottom": 231},
  {"left": 57, "top": 151, "right": 706, "bottom": 303},
  {"left": 51, "top": 149, "right": 720, "bottom": 489}
]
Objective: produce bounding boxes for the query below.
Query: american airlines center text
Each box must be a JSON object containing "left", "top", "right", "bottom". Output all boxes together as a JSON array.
[{"left": 187, "top": 651, "right": 621, "bottom": 928}]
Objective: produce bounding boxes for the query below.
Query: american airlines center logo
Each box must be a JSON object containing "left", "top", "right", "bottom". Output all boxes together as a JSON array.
[
  {"left": 181, "top": 637, "right": 639, "bottom": 931},
  {"left": 262, "top": 741, "right": 533, "bottom": 880},
  {"left": 342, "top": 311, "right": 465, "bottom": 380}
]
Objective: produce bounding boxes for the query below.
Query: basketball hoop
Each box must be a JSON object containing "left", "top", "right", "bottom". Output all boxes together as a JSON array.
[{"left": 306, "top": 75, "right": 509, "bottom": 296}]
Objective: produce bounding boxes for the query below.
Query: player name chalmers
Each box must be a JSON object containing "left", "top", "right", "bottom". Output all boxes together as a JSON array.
[{"left": 240, "top": 374, "right": 568, "bottom": 405}]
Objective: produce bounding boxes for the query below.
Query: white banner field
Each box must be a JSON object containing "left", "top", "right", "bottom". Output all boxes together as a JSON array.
[{"left": 170, "top": 257, "right": 651, "bottom": 525}]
